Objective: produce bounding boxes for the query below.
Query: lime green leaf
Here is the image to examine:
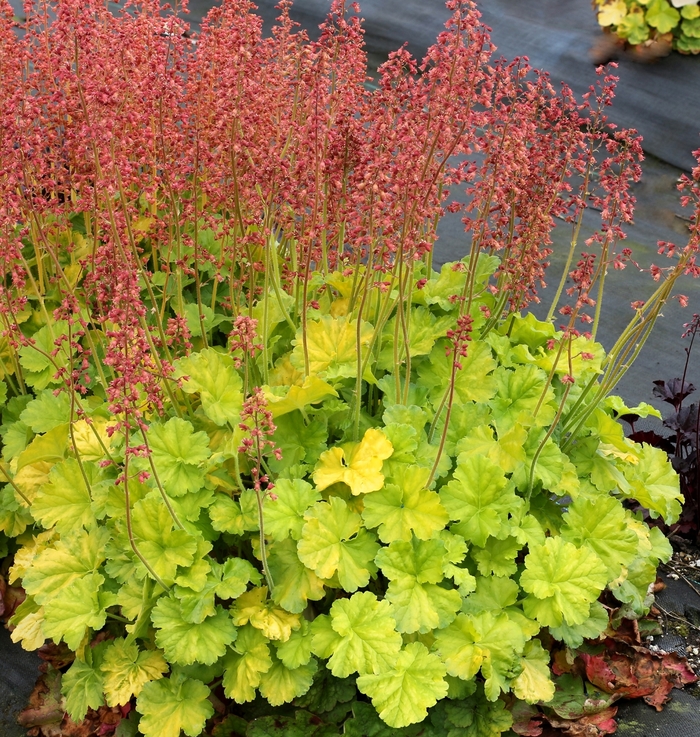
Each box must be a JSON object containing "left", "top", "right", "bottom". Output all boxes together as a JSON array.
[
  {"left": 275, "top": 620, "right": 313, "bottom": 669},
  {"left": 434, "top": 611, "right": 526, "bottom": 700},
  {"left": 310, "top": 592, "right": 402, "bottom": 677},
  {"left": 626, "top": 443, "right": 682, "bottom": 524},
  {"left": 231, "top": 586, "right": 301, "bottom": 641},
  {"left": 146, "top": 418, "right": 211, "bottom": 497},
  {"left": 174, "top": 348, "right": 244, "bottom": 426},
  {"left": 377, "top": 306, "right": 453, "bottom": 370},
  {"left": 222, "top": 625, "right": 273, "bottom": 703},
  {"left": 268, "top": 412, "right": 328, "bottom": 474},
  {"left": 646, "top": 0, "right": 680, "bottom": 33},
  {"left": 42, "top": 571, "right": 108, "bottom": 649},
  {"left": 561, "top": 495, "right": 638, "bottom": 579},
  {"left": 137, "top": 671, "right": 214, "bottom": 737},
  {"left": 267, "top": 537, "right": 326, "bottom": 614},
  {"left": 182, "top": 302, "right": 229, "bottom": 338},
  {"left": 20, "top": 390, "right": 71, "bottom": 433},
  {"left": 376, "top": 538, "right": 461, "bottom": 633},
  {"left": 471, "top": 537, "right": 523, "bottom": 578},
  {"left": 152, "top": 596, "right": 237, "bottom": 665},
  {"left": 682, "top": 4, "right": 700, "bottom": 20},
  {"left": 357, "top": 642, "right": 448, "bottom": 728},
  {"left": 62, "top": 658, "right": 104, "bottom": 721},
  {"left": 0, "top": 485, "right": 33, "bottom": 537},
  {"left": 16, "top": 423, "right": 68, "bottom": 472},
  {"left": 418, "top": 341, "right": 497, "bottom": 405},
  {"left": 132, "top": 493, "right": 198, "bottom": 584},
  {"left": 0, "top": 379, "right": 6, "bottom": 407},
  {"left": 462, "top": 576, "right": 519, "bottom": 614},
  {"left": 264, "top": 478, "right": 320, "bottom": 541},
  {"left": 549, "top": 600, "right": 609, "bottom": 648},
  {"left": 9, "top": 596, "right": 46, "bottom": 650},
  {"left": 313, "top": 428, "right": 393, "bottom": 496},
  {"left": 291, "top": 315, "right": 374, "bottom": 380},
  {"left": 511, "top": 639, "right": 555, "bottom": 704},
  {"left": 521, "top": 537, "right": 607, "bottom": 628},
  {"left": 209, "top": 490, "right": 259, "bottom": 535},
  {"left": 489, "top": 365, "right": 556, "bottom": 434},
  {"left": 440, "top": 455, "right": 517, "bottom": 547},
  {"left": 609, "top": 555, "right": 657, "bottom": 616},
  {"left": 258, "top": 653, "right": 317, "bottom": 706},
  {"left": 265, "top": 377, "right": 338, "bottom": 417},
  {"left": 430, "top": 401, "right": 492, "bottom": 457},
  {"left": 18, "top": 322, "right": 72, "bottom": 390},
  {"left": 33, "top": 458, "right": 100, "bottom": 534},
  {"left": 101, "top": 638, "right": 168, "bottom": 706},
  {"left": 618, "top": 7, "right": 650, "bottom": 44},
  {"left": 22, "top": 526, "right": 109, "bottom": 604},
  {"left": 362, "top": 465, "right": 448, "bottom": 543},
  {"left": 298, "top": 496, "right": 379, "bottom": 592}
]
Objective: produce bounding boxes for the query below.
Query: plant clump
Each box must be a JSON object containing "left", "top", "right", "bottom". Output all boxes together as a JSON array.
[{"left": 0, "top": 1, "right": 698, "bottom": 736}]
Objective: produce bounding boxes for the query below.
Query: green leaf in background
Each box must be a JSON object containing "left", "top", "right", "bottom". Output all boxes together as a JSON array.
[
  {"left": 376, "top": 538, "right": 461, "bottom": 634},
  {"left": 417, "top": 341, "right": 497, "bottom": 405},
  {"left": 560, "top": 495, "right": 638, "bottom": 579},
  {"left": 489, "top": 364, "right": 556, "bottom": 434},
  {"left": 470, "top": 537, "right": 523, "bottom": 578},
  {"left": 549, "top": 600, "right": 609, "bottom": 648},
  {"left": 42, "top": 571, "right": 108, "bottom": 650},
  {"left": 356, "top": 642, "right": 448, "bottom": 728},
  {"left": 268, "top": 411, "right": 328, "bottom": 474},
  {"left": 208, "top": 489, "right": 259, "bottom": 535},
  {"left": 275, "top": 620, "right": 313, "bottom": 670},
  {"left": 618, "top": 6, "right": 650, "bottom": 44},
  {"left": 19, "top": 389, "right": 71, "bottom": 433},
  {"left": 267, "top": 537, "right": 326, "bottom": 614},
  {"left": 62, "top": 657, "right": 105, "bottom": 721},
  {"left": 440, "top": 455, "right": 517, "bottom": 547},
  {"left": 137, "top": 671, "right": 214, "bottom": 737},
  {"left": 625, "top": 443, "right": 683, "bottom": 523},
  {"left": 645, "top": 0, "right": 680, "bottom": 33},
  {"left": 101, "top": 638, "right": 168, "bottom": 706},
  {"left": 32, "top": 458, "right": 100, "bottom": 534},
  {"left": 362, "top": 465, "right": 448, "bottom": 543},
  {"left": 311, "top": 592, "right": 402, "bottom": 677},
  {"left": 258, "top": 653, "right": 317, "bottom": 706},
  {"left": 152, "top": 596, "right": 237, "bottom": 665},
  {"left": 18, "top": 322, "right": 72, "bottom": 390},
  {"left": 521, "top": 537, "right": 607, "bottom": 628},
  {"left": 147, "top": 418, "right": 211, "bottom": 497},
  {"left": 298, "top": 496, "right": 379, "bottom": 591},
  {"left": 222, "top": 624, "right": 273, "bottom": 703},
  {"left": 0, "top": 485, "right": 33, "bottom": 537},
  {"left": 174, "top": 348, "right": 243, "bottom": 426},
  {"left": 434, "top": 684, "right": 513, "bottom": 737},
  {"left": 377, "top": 307, "right": 453, "bottom": 370},
  {"left": 22, "top": 526, "right": 109, "bottom": 604},
  {"left": 131, "top": 493, "right": 198, "bottom": 584},
  {"left": 434, "top": 611, "right": 526, "bottom": 700},
  {"left": 264, "top": 478, "right": 320, "bottom": 541},
  {"left": 291, "top": 315, "right": 374, "bottom": 380},
  {"left": 0, "top": 379, "right": 6, "bottom": 407}
]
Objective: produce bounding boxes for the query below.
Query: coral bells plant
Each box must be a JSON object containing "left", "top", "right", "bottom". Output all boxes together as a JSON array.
[{"left": 0, "top": 0, "right": 698, "bottom": 735}]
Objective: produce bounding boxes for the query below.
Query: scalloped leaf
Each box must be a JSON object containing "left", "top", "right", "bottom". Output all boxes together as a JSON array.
[
  {"left": 264, "top": 478, "right": 320, "bottom": 541},
  {"left": 440, "top": 455, "right": 517, "bottom": 547},
  {"left": 222, "top": 625, "right": 273, "bottom": 703},
  {"left": 174, "top": 348, "right": 243, "bottom": 426},
  {"left": 357, "top": 642, "right": 448, "bottom": 728},
  {"left": 310, "top": 592, "right": 402, "bottom": 677},
  {"left": 376, "top": 538, "right": 461, "bottom": 633},
  {"left": 101, "top": 638, "right": 168, "bottom": 706},
  {"left": 136, "top": 671, "right": 214, "bottom": 737},
  {"left": 298, "top": 497, "right": 379, "bottom": 591},
  {"left": 152, "top": 596, "right": 237, "bottom": 665},
  {"left": 362, "top": 465, "right": 448, "bottom": 543},
  {"left": 521, "top": 537, "right": 607, "bottom": 628}
]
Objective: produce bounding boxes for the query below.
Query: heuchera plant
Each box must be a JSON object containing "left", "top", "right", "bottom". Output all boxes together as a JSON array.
[{"left": 0, "top": 1, "right": 698, "bottom": 735}]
